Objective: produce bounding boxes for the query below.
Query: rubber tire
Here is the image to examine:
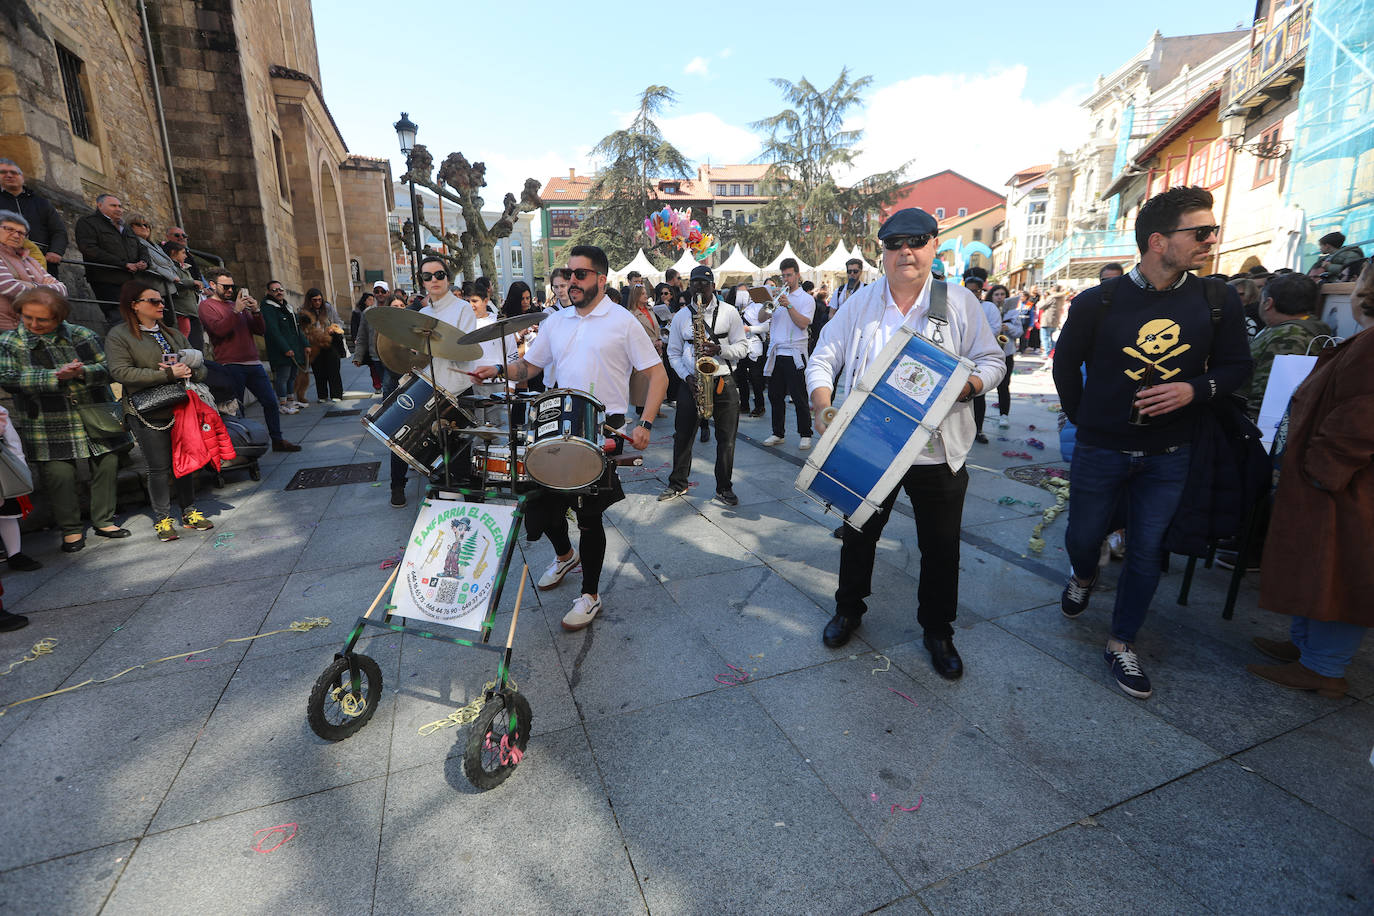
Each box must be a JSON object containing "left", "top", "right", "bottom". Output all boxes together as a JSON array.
[
  {"left": 307, "top": 654, "right": 383, "bottom": 741},
  {"left": 249, "top": 462, "right": 262, "bottom": 481},
  {"left": 463, "top": 691, "right": 532, "bottom": 790}
]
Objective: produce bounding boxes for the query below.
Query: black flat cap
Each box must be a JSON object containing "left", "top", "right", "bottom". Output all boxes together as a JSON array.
[{"left": 878, "top": 208, "right": 939, "bottom": 239}]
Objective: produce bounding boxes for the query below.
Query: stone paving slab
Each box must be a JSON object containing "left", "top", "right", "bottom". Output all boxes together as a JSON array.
[
  {"left": 0, "top": 840, "right": 138, "bottom": 915},
  {"left": 104, "top": 777, "right": 386, "bottom": 916},
  {"left": 586, "top": 687, "right": 911, "bottom": 915}
]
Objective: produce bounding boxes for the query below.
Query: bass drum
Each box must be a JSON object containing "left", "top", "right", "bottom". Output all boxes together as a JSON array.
[
  {"left": 524, "top": 388, "right": 607, "bottom": 490},
  {"left": 362, "top": 372, "right": 473, "bottom": 476}
]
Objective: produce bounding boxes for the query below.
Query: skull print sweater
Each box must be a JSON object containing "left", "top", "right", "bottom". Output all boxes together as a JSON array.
[{"left": 1052, "top": 274, "right": 1253, "bottom": 453}]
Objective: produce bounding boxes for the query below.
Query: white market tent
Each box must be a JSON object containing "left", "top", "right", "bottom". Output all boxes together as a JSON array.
[
  {"left": 667, "top": 247, "right": 700, "bottom": 279},
  {"left": 814, "top": 240, "right": 855, "bottom": 274},
  {"left": 760, "top": 241, "right": 815, "bottom": 281},
  {"left": 850, "top": 243, "right": 880, "bottom": 282},
  {"left": 713, "top": 244, "right": 763, "bottom": 282},
  {"left": 609, "top": 248, "right": 663, "bottom": 285}
]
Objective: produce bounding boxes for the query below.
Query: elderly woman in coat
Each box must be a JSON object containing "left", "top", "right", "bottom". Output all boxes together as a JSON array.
[
  {"left": 0, "top": 210, "right": 66, "bottom": 331},
  {"left": 1250, "top": 261, "right": 1374, "bottom": 698},
  {"left": 0, "top": 287, "right": 132, "bottom": 552}
]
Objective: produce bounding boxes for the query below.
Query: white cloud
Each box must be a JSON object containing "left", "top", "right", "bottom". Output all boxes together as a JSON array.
[
  {"left": 656, "top": 112, "right": 760, "bottom": 166},
  {"left": 845, "top": 66, "right": 1090, "bottom": 191},
  {"left": 685, "top": 56, "right": 710, "bottom": 76}
]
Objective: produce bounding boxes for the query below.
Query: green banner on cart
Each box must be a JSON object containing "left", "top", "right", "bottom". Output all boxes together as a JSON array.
[{"left": 392, "top": 500, "right": 519, "bottom": 630}]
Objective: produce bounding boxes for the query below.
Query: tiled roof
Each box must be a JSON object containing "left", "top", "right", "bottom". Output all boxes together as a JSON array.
[
  {"left": 542, "top": 176, "right": 594, "bottom": 201},
  {"left": 1008, "top": 164, "right": 1052, "bottom": 186}
]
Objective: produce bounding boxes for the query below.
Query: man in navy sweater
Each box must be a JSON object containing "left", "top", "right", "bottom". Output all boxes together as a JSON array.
[{"left": 1052, "top": 186, "right": 1252, "bottom": 700}]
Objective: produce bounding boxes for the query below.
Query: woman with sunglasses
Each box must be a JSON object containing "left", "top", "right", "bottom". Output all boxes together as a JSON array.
[
  {"left": 106, "top": 281, "right": 212, "bottom": 541},
  {"left": 302, "top": 288, "right": 345, "bottom": 402}
]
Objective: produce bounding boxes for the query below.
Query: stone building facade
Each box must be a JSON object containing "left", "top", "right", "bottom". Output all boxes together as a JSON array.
[{"left": 0, "top": 0, "right": 391, "bottom": 322}]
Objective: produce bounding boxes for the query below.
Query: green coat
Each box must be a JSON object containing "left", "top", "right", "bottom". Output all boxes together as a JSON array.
[
  {"left": 1244, "top": 315, "right": 1335, "bottom": 420},
  {"left": 105, "top": 322, "right": 206, "bottom": 421},
  {"left": 261, "top": 299, "right": 308, "bottom": 369},
  {"left": 0, "top": 322, "right": 131, "bottom": 461}
]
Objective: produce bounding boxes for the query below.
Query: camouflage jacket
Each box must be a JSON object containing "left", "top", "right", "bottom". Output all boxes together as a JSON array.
[{"left": 1245, "top": 315, "right": 1335, "bottom": 420}]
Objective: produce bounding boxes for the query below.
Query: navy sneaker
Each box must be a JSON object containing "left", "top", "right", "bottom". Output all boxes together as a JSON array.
[
  {"left": 1104, "top": 645, "right": 1152, "bottom": 699},
  {"left": 1061, "top": 573, "right": 1096, "bottom": 618}
]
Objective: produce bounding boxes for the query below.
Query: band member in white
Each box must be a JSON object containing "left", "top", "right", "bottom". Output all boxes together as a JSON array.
[
  {"left": 416, "top": 255, "right": 478, "bottom": 396},
  {"left": 661, "top": 265, "right": 749, "bottom": 505},
  {"left": 762, "top": 258, "right": 815, "bottom": 449},
  {"left": 807, "top": 208, "right": 1005, "bottom": 679},
  {"left": 473, "top": 245, "right": 667, "bottom": 631}
]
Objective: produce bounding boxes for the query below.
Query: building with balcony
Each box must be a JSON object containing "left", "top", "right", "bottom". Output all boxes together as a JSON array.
[{"left": 1001, "top": 165, "right": 1052, "bottom": 289}]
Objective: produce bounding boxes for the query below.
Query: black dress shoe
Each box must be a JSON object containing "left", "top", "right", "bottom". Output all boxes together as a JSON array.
[
  {"left": 715, "top": 489, "right": 739, "bottom": 507},
  {"left": 823, "top": 613, "right": 861, "bottom": 648},
  {"left": 94, "top": 527, "right": 132, "bottom": 539},
  {"left": 61, "top": 536, "right": 85, "bottom": 553},
  {"left": 924, "top": 633, "right": 963, "bottom": 680}
]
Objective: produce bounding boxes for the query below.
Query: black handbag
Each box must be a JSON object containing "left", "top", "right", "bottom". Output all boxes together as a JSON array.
[{"left": 128, "top": 382, "right": 189, "bottom": 430}]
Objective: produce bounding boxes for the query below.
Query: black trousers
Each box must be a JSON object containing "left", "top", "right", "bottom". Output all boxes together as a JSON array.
[
  {"left": 997, "top": 354, "right": 1014, "bottom": 415},
  {"left": 973, "top": 395, "right": 987, "bottom": 433},
  {"left": 768, "top": 355, "right": 812, "bottom": 438},
  {"left": 835, "top": 464, "right": 969, "bottom": 639},
  {"left": 734, "top": 354, "right": 766, "bottom": 412},
  {"left": 312, "top": 348, "right": 343, "bottom": 400},
  {"left": 669, "top": 374, "right": 739, "bottom": 492}
]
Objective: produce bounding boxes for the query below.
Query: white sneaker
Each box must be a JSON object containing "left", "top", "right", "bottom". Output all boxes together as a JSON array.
[
  {"left": 998, "top": 415, "right": 1010, "bottom": 429},
  {"left": 799, "top": 437, "right": 812, "bottom": 450},
  {"left": 280, "top": 403, "right": 300, "bottom": 415},
  {"left": 537, "top": 551, "right": 579, "bottom": 591},
  {"left": 762, "top": 435, "right": 784, "bottom": 446},
  {"left": 561, "top": 594, "right": 602, "bottom": 631}
]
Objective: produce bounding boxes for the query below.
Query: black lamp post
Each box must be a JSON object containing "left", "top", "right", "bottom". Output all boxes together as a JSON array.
[{"left": 394, "top": 111, "right": 421, "bottom": 290}]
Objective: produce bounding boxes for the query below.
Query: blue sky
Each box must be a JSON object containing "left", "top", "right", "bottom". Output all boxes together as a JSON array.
[{"left": 316, "top": 0, "right": 1253, "bottom": 207}]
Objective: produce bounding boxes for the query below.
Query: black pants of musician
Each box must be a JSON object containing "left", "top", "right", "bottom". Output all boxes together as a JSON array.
[
  {"left": 996, "top": 354, "right": 1014, "bottom": 415},
  {"left": 544, "top": 504, "right": 607, "bottom": 596},
  {"left": 768, "top": 355, "right": 812, "bottom": 438},
  {"left": 835, "top": 463, "right": 969, "bottom": 639},
  {"left": 734, "top": 354, "right": 766, "bottom": 413},
  {"left": 670, "top": 375, "right": 739, "bottom": 493}
]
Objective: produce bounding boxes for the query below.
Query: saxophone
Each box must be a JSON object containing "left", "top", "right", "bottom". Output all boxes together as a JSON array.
[{"left": 692, "top": 301, "right": 718, "bottom": 420}]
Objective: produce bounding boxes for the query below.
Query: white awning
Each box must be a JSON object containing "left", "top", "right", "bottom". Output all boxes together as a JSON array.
[
  {"left": 814, "top": 240, "right": 854, "bottom": 273},
  {"left": 609, "top": 249, "right": 662, "bottom": 285},
  {"left": 668, "top": 248, "right": 700, "bottom": 278},
  {"left": 760, "top": 241, "right": 814, "bottom": 278},
  {"left": 713, "top": 244, "right": 762, "bottom": 281}
]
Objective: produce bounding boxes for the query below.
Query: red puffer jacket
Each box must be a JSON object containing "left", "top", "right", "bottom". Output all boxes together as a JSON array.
[{"left": 171, "top": 394, "right": 236, "bottom": 477}]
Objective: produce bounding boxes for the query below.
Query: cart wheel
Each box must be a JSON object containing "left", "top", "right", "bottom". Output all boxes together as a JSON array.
[
  {"left": 463, "top": 690, "right": 532, "bottom": 790},
  {"left": 249, "top": 461, "right": 262, "bottom": 481},
  {"left": 307, "top": 654, "right": 383, "bottom": 741}
]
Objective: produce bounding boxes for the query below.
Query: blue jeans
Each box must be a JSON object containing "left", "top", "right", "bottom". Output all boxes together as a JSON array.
[
  {"left": 271, "top": 362, "right": 297, "bottom": 400},
  {"left": 219, "top": 362, "right": 283, "bottom": 442},
  {"left": 1065, "top": 443, "right": 1191, "bottom": 643},
  {"left": 1291, "top": 617, "right": 1367, "bottom": 678}
]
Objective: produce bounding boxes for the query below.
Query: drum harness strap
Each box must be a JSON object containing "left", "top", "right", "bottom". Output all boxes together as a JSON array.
[{"left": 926, "top": 280, "right": 949, "bottom": 346}]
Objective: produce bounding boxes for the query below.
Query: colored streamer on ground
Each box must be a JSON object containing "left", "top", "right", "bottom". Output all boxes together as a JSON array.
[
  {"left": 0, "top": 637, "right": 58, "bottom": 676},
  {"left": 714, "top": 663, "right": 751, "bottom": 686},
  {"left": 417, "top": 677, "right": 518, "bottom": 737},
  {"left": 252, "top": 823, "right": 298, "bottom": 853}
]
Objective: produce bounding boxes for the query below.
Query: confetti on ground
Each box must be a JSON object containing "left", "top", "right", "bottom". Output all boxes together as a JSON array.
[
  {"left": 252, "top": 823, "right": 299, "bottom": 854},
  {"left": 1002, "top": 451, "right": 1033, "bottom": 460},
  {"left": 887, "top": 687, "right": 919, "bottom": 707},
  {"left": 870, "top": 655, "right": 891, "bottom": 675},
  {"left": 212, "top": 532, "right": 235, "bottom": 549},
  {"left": 379, "top": 551, "right": 403, "bottom": 570},
  {"left": 890, "top": 797, "right": 924, "bottom": 814},
  {"left": 997, "top": 496, "right": 1041, "bottom": 509},
  {"left": 714, "top": 663, "right": 750, "bottom": 686},
  {"left": 1025, "top": 438, "right": 1045, "bottom": 450}
]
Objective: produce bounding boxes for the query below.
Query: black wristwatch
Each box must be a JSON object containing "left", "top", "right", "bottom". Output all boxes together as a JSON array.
[{"left": 637, "top": 419, "right": 653, "bottom": 431}]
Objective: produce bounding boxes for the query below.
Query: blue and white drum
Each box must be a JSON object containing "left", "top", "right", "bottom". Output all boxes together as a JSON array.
[
  {"left": 363, "top": 372, "right": 473, "bottom": 476},
  {"left": 796, "top": 326, "right": 973, "bottom": 529}
]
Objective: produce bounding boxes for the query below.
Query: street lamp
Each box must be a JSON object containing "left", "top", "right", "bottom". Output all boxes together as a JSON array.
[{"left": 394, "top": 111, "right": 422, "bottom": 290}]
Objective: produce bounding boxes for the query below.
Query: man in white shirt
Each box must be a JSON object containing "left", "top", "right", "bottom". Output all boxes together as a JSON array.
[
  {"left": 807, "top": 208, "right": 1005, "bottom": 678},
  {"left": 733, "top": 283, "right": 768, "bottom": 417},
  {"left": 474, "top": 245, "right": 667, "bottom": 632},
  {"left": 661, "top": 265, "right": 750, "bottom": 505},
  {"left": 831, "top": 258, "right": 865, "bottom": 314},
  {"left": 762, "top": 258, "right": 815, "bottom": 449}
]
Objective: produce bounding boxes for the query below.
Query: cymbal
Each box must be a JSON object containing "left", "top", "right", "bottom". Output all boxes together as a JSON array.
[
  {"left": 367, "top": 308, "right": 482, "bottom": 362},
  {"left": 376, "top": 335, "right": 430, "bottom": 375},
  {"left": 456, "top": 311, "right": 547, "bottom": 345}
]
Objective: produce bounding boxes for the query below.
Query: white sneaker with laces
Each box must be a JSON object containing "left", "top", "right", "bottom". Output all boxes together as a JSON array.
[
  {"left": 799, "top": 437, "right": 812, "bottom": 450},
  {"left": 998, "top": 415, "right": 1010, "bottom": 429},
  {"left": 762, "top": 435, "right": 784, "bottom": 446},
  {"left": 537, "top": 551, "right": 579, "bottom": 591},
  {"left": 561, "top": 594, "right": 603, "bottom": 631}
]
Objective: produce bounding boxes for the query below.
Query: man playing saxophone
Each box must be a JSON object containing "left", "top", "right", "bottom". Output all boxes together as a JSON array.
[{"left": 661, "top": 265, "right": 750, "bottom": 505}]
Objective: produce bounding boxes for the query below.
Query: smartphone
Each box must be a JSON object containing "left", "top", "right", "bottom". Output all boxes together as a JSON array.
[{"left": 237, "top": 286, "right": 251, "bottom": 302}]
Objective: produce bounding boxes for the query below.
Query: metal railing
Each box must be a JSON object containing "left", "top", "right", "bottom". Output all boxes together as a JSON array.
[{"left": 1042, "top": 229, "right": 1137, "bottom": 278}]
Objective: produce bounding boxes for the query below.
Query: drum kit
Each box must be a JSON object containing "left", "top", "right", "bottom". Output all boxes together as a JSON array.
[{"left": 306, "top": 306, "right": 638, "bottom": 789}]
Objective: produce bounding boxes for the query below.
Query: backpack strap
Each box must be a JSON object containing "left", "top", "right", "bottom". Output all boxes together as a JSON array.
[{"left": 1200, "top": 276, "right": 1225, "bottom": 328}]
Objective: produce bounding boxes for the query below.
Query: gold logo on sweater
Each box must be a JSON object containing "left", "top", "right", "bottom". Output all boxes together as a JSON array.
[{"left": 1122, "top": 319, "right": 1191, "bottom": 380}]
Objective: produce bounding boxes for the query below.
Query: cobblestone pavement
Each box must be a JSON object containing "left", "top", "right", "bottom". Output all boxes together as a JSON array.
[{"left": 0, "top": 359, "right": 1370, "bottom": 915}]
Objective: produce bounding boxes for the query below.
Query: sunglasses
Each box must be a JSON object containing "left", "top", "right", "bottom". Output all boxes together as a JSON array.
[
  {"left": 419, "top": 270, "right": 447, "bottom": 281},
  {"left": 569, "top": 268, "right": 601, "bottom": 281},
  {"left": 1162, "top": 224, "right": 1221, "bottom": 242},
  {"left": 134, "top": 296, "right": 165, "bottom": 306},
  {"left": 883, "top": 234, "right": 933, "bottom": 251}
]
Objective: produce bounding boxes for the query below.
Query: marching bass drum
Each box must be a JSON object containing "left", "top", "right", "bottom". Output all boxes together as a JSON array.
[
  {"left": 523, "top": 388, "right": 607, "bottom": 490},
  {"left": 362, "top": 372, "right": 473, "bottom": 476}
]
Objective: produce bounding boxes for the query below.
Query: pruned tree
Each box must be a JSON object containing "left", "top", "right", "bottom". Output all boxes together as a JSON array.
[
  {"left": 751, "top": 68, "right": 908, "bottom": 263},
  {"left": 396, "top": 144, "right": 542, "bottom": 283},
  {"left": 564, "top": 85, "right": 694, "bottom": 268}
]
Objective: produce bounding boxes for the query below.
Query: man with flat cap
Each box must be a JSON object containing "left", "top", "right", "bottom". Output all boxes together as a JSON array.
[
  {"left": 661, "top": 264, "right": 750, "bottom": 505},
  {"left": 807, "top": 208, "right": 1006, "bottom": 678}
]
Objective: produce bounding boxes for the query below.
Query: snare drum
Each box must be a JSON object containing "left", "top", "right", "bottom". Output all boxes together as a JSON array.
[
  {"left": 472, "top": 443, "right": 529, "bottom": 483},
  {"left": 524, "top": 388, "right": 607, "bottom": 490},
  {"left": 363, "top": 373, "right": 473, "bottom": 476}
]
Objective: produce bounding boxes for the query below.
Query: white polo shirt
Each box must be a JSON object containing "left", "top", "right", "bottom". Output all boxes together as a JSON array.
[
  {"left": 418, "top": 291, "right": 478, "bottom": 396},
  {"left": 522, "top": 295, "right": 660, "bottom": 415},
  {"left": 766, "top": 284, "right": 815, "bottom": 370}
]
